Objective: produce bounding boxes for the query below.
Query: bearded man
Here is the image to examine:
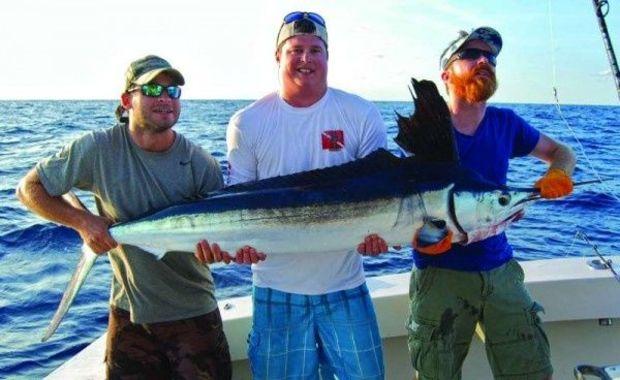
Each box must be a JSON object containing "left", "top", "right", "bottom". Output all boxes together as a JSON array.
[{"left": 406, "top": 27, "right": 576, "bottom": 380}]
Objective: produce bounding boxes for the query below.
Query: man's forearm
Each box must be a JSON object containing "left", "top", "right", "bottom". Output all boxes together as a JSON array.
[
  {"left": 548, "top": 143, "right": 576, "bottom": 176},
  {"left": 16, "top": 170, "right": 89, "bottom": 231}
]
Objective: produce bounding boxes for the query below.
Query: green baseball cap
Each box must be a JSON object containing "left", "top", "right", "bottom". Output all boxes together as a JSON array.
[{"left": 116, "top": 55, "right": 185, "bottom": 121}]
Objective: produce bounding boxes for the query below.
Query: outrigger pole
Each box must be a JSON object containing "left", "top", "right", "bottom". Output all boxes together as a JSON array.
[{"left": 592, "top": 0, "right": 620, "bottom": 101}]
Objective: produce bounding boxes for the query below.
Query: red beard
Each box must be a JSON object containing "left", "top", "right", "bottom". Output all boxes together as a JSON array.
[{"left": 450, "top": 64, "right": 498, "bottom": 103}]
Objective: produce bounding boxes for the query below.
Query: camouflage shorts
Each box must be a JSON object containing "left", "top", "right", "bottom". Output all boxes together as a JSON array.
[
  {"left": 407, "top": 259, "right": 552, "bottom": 380},
  {"left": 105, "top": 306, "right": 232, "bottom": 380}
]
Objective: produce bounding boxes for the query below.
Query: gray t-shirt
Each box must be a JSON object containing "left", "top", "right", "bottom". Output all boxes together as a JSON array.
[{"left": 36, "top": 123, "right": 223, "bottom": 323}]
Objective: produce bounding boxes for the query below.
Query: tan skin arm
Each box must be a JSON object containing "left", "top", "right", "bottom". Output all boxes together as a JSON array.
[
  {"left": 15, "top": 168, "right": 116, "bottom": 254},
  {"left": 530, "top": 133, "right": 576, "bottom": 175}
]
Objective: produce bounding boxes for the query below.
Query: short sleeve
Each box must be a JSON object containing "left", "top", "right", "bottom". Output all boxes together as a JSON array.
[
  {"left": 226, "top": 112, "right": 258, "bottom": 185},
  {"left": 35, "top": 133, "right": 97, "bottom": 196},
  {"left": 190, "top": 145, "right": 224, "bottom": 197},
  {"left": 509, "top": 110, "right": 540, "bottom": 158},
  {"left": 357, "top": 104, "right": 388, "bottom": 158}
]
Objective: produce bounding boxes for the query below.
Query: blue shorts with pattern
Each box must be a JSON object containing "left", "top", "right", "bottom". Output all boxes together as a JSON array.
[{"left": 248, "top": 283, "right": 385, "bottom": 380}]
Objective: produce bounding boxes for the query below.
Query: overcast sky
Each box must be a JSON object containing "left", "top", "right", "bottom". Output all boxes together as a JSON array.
[{"left": 1, "top": 0, "right": 618, "bottom": 104}]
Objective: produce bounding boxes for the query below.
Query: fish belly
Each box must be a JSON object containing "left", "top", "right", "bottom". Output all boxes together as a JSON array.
[{"left": 111, "top": 196, "right": 430, "bottom": 255}]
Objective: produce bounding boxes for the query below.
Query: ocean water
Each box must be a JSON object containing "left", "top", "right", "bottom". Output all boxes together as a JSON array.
[{"left": 0, "top": 99, "right": 619, "bottom": 378}]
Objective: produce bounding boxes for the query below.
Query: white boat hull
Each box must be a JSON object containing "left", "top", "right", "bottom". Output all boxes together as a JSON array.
[{"left": 46, "top": 257, "right": 620, "bottom": 380}]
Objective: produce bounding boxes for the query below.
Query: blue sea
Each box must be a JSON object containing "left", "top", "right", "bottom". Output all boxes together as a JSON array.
[{"left": 1, "top": 100, "right": 619, "bottom": 378}]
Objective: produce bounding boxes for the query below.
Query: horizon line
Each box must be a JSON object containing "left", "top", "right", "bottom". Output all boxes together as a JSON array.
[{"left": 0, "top": 98, "right": 618, "bottom": 107}]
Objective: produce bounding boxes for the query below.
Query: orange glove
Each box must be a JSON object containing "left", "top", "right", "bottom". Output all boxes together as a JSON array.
[
  {"left": 534, "top": 168, "right": 573, "bottom": 199},
  {"left": 413, "top": 230, "right": 453, "bottom": 255}
]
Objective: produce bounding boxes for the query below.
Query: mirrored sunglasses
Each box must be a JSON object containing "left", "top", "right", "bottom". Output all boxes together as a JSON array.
[{"left": 130, "top": 83, "right": 182, "bottom": 99}]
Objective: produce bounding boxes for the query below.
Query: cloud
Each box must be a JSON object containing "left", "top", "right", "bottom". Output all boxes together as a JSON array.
[{"left": 596, "top": 69, "right": 612, "bottom": 77}]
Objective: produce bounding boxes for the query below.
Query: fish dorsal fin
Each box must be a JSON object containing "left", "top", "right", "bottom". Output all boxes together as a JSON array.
[
  {"left": 395, "top": 78, "right": 459, "bottom": 163},
  {"left": 111, "top": 151, "right": 405, "bottom": 224},
  {"left": 222, "top": 148, "right": 402, "bottom": 193}
]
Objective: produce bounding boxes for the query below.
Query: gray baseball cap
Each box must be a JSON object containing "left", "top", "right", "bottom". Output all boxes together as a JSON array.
[
  {"left": 276, "top": 11, "right": 328, "bottom": 52},
  {"left": 439, "top": 27, "right": 502, "bottom": 70}
]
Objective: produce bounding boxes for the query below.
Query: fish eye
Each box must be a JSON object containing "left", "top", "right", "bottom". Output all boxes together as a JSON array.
[{"left": 498, "top": 193, "right": 511, "bottom": 206}]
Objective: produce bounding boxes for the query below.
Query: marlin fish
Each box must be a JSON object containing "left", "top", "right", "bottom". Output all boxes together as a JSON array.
[{"left": 41, "top": 78, "right": 566, "bottom": 341}]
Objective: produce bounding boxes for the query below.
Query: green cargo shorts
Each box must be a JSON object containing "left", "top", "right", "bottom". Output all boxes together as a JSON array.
[{"left": 406, "top": 259, "right": 552, "bottom": 380}]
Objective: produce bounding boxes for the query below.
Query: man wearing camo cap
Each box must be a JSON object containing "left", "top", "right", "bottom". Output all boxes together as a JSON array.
[
  {"left": 406, "top": 27, "right": 575, "bottom": 380},
  {"left": 17, "top": 55, "right": 232, "bottom": 379}
]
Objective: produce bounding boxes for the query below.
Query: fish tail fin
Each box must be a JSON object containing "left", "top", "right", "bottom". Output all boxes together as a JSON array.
[{"left": 41, "top": 244, "right": 99, "bottom": 342}]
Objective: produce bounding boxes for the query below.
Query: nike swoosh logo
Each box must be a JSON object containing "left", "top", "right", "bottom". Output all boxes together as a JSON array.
[{"left": 179, "top": 160, "right": 191, "bottom": 166}]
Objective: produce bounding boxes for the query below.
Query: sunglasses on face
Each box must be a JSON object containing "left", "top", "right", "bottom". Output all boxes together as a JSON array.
[
  {"left": 130, "top": 83, "right": 182, "bottom": 99},
  {"left": 453, "top": 48, "right": 497, "bottom": 66},
  {"left": 283, "top": 11, "right": 326, "bottom": 26}
]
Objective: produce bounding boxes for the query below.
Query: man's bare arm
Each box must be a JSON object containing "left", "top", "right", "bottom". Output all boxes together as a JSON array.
[
  {"left": 16, "top": 168, "right": 116, "bottom": 253},
  {"left": 530, "top": 133, "right": 576, "bottom": 175}
]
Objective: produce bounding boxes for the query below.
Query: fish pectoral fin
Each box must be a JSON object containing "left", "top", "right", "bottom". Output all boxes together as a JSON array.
[
  {"left": 415, "top": 219, "right": 448, "bottom": 246},
  {"left": 136, "top": 245, "right": 168, "bottom": 260},
  {"left": 413, "top": 219, "right": 453, "bottom": 255}
]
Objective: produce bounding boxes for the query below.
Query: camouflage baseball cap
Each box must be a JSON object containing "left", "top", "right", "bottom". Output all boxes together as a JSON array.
[
  {"left": 439, "top": 27, "right": 502, "bottom": 70},
  {"left": 276, "top": 11, "right": 328, "bottom": 52},
  {"left": 116, "top": 55, "right": 185, "bottom": 121},
  {"left": 122, "top": 55, "right": 185, "bottom": 92}
]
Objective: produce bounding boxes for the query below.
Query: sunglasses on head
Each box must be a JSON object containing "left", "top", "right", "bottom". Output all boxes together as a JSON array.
[
  {"left": 130, "top": 83, "right": 182, "bottom": 99},
  {"left": 283, "top": 11, "right": 326, "bottom": 26},
  {"left": 452, "top": 48, "right": 497, "bottom": 66}
]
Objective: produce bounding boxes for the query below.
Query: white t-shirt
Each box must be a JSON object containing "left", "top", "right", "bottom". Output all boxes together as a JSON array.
[{"left": 226, "top": 88, "right": 387, "bottom": 294}]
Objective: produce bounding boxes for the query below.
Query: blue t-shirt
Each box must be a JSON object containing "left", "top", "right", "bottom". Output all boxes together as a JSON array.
[{"left": 413, "top": 106, "right": 540, "bottom": 271}]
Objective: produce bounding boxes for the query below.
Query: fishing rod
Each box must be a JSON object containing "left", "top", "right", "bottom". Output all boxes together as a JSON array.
[
  {"left": 546, "top": 0, "right": 620, "bottom": 201},
  {"left": 509, "top": 179, "right": 608, "bottom": 202},
  {"left": 576, "top": 230, "right": 620, "bottom": 284},
  {"left": 592, "top": 0, "right": 620, "bottom": 101}
]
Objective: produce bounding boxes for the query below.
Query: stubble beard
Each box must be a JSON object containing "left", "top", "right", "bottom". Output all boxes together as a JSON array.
[
  {"left": 145, "top": 122, "right": 174, "bottom": 134},
  {"left": 145, "top": 109, "right": 179, "bottom": 134}
]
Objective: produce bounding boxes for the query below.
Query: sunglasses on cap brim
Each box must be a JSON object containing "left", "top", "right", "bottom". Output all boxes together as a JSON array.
[{"left": 282, "top": 11, "right": 326, "bottom": 26}]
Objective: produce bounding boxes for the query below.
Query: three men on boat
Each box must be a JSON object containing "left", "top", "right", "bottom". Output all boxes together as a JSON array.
[{"left": 17, "top": 11, "right": 578, "bottom": 380}]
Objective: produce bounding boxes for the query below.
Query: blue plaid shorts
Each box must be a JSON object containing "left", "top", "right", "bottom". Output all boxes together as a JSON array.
[{"left": 248, "top": 283, "right": 385, "bottom": 380}]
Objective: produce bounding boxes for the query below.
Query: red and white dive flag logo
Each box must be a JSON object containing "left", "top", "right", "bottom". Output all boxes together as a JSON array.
[{"left": 321, "top": 130, "right": 344, "bottom": 151}]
